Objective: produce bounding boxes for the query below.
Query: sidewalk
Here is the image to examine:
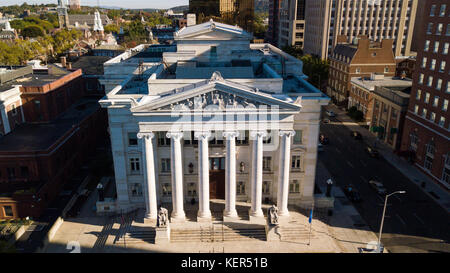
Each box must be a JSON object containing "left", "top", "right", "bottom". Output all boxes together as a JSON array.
[
  {"left": 315, "top": 159, "right": 383, "bottom": 253},
  {"left": 325, "top": 104, "right": 450, "bottom": 213}
]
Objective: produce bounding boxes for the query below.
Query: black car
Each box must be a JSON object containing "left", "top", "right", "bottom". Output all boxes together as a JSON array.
[
  {"left": 319, "top": 134, "right": 329, "bottom": 144},
  {"left": 344, "top": 184, "right": 362, "bottom": 202},
  {"left": 350, "top": 131, "right": 362, "bottom": 140},
  {"left": 366, "top": 145, "right": 380, "bottom": 158}
]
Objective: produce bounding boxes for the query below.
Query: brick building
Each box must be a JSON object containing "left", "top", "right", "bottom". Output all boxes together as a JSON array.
[
  {"left": 396, "top": 57, "right": 417, "bottom": 79},
  {"left": 400, "top": 0, "right": 450, "bottom": 190},
  {"left": 0, "top": 66, "right": 108, "bottom": 219},
  {"left": 327, "top": 36, "right": 396, "bottom": 106}
]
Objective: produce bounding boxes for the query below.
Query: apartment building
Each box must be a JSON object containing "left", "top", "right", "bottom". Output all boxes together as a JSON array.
[
  {"left": 278, "top": 0, "right": 306, "bottom": 48},
  {"left": 304, "top": 0, "right": 418, "bottom": 59},
  {"left": 327, "top": 36, "right": 396, "bottom": 105},
  {"left": 267, "top": 0, "right": 283, "bottom": 46},
  {"left": 400, "top": 0, "right": 450, "bottom": 190}
]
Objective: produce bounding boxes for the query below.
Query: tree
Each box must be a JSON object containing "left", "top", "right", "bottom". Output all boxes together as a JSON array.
[
  {"left": 104, "top": 24, "right": 120, "bottom": 34},
  {"left": 22, "top": 25, "right": 45, "bottom": 38}
]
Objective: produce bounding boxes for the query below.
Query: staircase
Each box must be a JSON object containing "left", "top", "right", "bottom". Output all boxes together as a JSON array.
[
  {"left": 170, "top": 224, "right": 266, "bottom": 243},
  {"left": 116, "top": 226, "right": 156, "bottom": 244},
  {"left": 278, "top": 225, "right": 314, "bottom": 242}
]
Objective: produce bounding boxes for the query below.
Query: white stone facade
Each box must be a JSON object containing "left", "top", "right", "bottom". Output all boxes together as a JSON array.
[{"left": 99, "top": 20, "right": 329, "bottom": 221}]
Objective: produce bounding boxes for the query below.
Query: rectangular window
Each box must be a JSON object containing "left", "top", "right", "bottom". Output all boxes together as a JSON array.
[
  {"left": 187, "top": 183, "right": 196, "bottom": 196},
  {"left": 416, "top": 89, "right": 422, "bottom": 100},
  {"left": 3, "top": 206, "right": 13, "bottom": 217},
  {"left": 425, "top": 92, "right": 430, "bottom": 103},
  {"left": 11, "top": 104, "right": 17, "bottom": 116},
  {"left": 424, "top": 156, "right": 433, "bottom": 171},
  {"left": 414, "top": 105, "right": 419, "bottom": 114},
  {"left": 433, "top": 96, "right": 440, "bottom": 107},
  {"left": 439, "top": 4, "right": 446, "bottom": 16},
  {"left": 157, "top": 131, "right": 170, "bottom": 146},
  {"left": 291, "top": 155, "right": 301, "bottom": 169},
  {"left": 439, "top": 116, "right": 446, "bottom": 127},
  {"left": 430, "top": 5, "right": 436, "bottom": 16},
  {"left": 440, "top": 61, "right": 446, "bottom": 72},
  {"left": 293, "top": 130, "right": 302, "bottom": 144},
  {"left": 424, "top": 40, "right": 430, "bottom": 51},
  {"left": 427, "top": 76, "right": 434, "bottom": 87},
  {"left": 20, "top": 166, "right": 29, "bottom": 177},
  {"left": 419, "top": 73, "right": 424, "bottom": 84},
  {"left": 161, "top": 158, "right": 171, "bottom": 173},
  {"left": 430, "top": 112, "right": 436, "bottom": 122},
  {"left": 289, "top": 180, "right": 300, "bottom": 193},
  {"left": 422, "top": 108, "right": 428, "bottom": 118},
  {"left": 130, "top": 183, "right": 142, "bottom": 197},
  {"left": 128, "top": 133, "right": 138, "bottom": 146},
  {"left": 237, "top": 181, "right": 246, "bottom": 195},
  {"left": 422, "top": 57, "right": 428, "bottom": 68},
  {"left": 444, "top": 43, "right": 449, "bottom": 54},
  {"left": 434, "top": 41, "right": 440, "bottom": 53},
  {"left": 427, "top": 23, "right": 434, "bottom": 34},
  {"left": 130, "top": 158, "right": 140, "bottom": 172},
  {"left": 437, "top": 23, "right": 443, "bottom": 35},
  {"left": 430, "top": 59, "right": 436, "bottom": 70},
  {"left": 443, "top": 99, "right": 448, "bottom": 111},
  {"left": 162, "top": 183, "right": 172, "bottom": 196},
  {"left": 437, "top": 79, "right": 443, "bottom": 90},
  {"left": 263, "top": 157, "right": 272, "bottom": 171}
]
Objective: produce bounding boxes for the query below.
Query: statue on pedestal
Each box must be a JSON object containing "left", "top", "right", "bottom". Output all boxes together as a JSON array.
[
  {"left": 157, "top": 207, "right": 169, "bottom": 227},
  {"left": 268, "top": 205, "right": 279, "bottom": 226}
]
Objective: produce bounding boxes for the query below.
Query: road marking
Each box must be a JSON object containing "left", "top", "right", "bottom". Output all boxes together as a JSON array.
[
  {"left": 360, "top": 160, "right": 368, "bottom": 167},
  {"left": 336, "top": 147, "right": 341, "bottom": 153},
  {"left": 413, "top": 213, "right": 425, "bottom": 225},
  {"left": 396, "top": 214, "right": 406, "bottom": 226},
  {"left": 346, "top": 161, "right": 354, "bottom": 168},
  {"left": 360, "top": 176, "right": 367, "bottom": 183}
]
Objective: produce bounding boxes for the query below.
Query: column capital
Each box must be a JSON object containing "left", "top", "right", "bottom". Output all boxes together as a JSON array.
[
  {"left": 137, "top": 132, "right": 155, "bottom": 140},
  {"left": 223, "top": 131, "right": 239, "bottom": 139},
  {"left": 279, "top": 130, "right": 296, "bottom": 137},
  {"left": 194, "top": 131, "right": 212, "bottom": 140},
  {"left": 166, "top": 131, "right": 184, "bottom": 140},
  {"left": 250, "top": 130, "right": 267, "bottom": 139}
]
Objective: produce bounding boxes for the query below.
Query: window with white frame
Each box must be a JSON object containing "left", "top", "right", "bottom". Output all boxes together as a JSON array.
[
  {"left": 161, "top": 158, "right": 171, "bottom": 173},
  {"left": 430, "top": 59, "right": 436, "bottom": 70},
  {"left": 128, "top": 132, "right": 138, "bottom": 146},
  {"left": 291, "top": 155, "right": 301, "bottom": 169},
  {"left": 442, "top": 99, "right": 448, "bottom": 111},
  {"left": 294, "top": 130, "right": 302, "bottom": 144},
  {"left": 422, "top": 108, "right": 428, "bottom": 118},
  {"left": 289, "top": 180, "right": 300, "bottom": 193},
  {"left": 237, "top": 181, "right": 246, "bottom": 195},
  {"left": 437, "top": 79, "right": 443, "bottom": 90},
  {"left": 130, "top": 183, "right": 142, "bottom": 197},
  {"left": 425, "top": 40, "right": 430, "bottom": 51},
  {"left": 430, "top": 112, "right": 436, "bottom": 122},
  {"left": 444, "top": 43, "right": 449, "bottom": 54},
  {"left": 419, "top": 73, "right": 424, "bottom": 84},
  {"left": 427, "top": 76, "right": 434, "bottom": 87},
  {"left": 439, "top": 4, "right": 446, "bottom": 17},
  {"left": 130, "top": 157, "right": 140, "bottom": 172},
  {"left": 422, "top": 57, "right": 428, "bottom": 68},
  {"left": 414, "top": 104, "right": 419, "bottom": 114},
  {"left": 433, "top": 96, "right": 439, "bottom": 107},
  {"left": 440, "top": 61, "right": 446, "bottom": 72},
  {"left": 416, "top": 89, "right": 422, "bottom": 100},
  {"left": 425, "top": 92, "right": 430, "bottom": 103},
  {"left": 434, "top": 41, "right": 440, "bottom": 53},
  {"left": 439, "top": 116, "right": 446, "bottom": 127},
  {"left": 409, "top": 132, "right": 418, "bottom": 151}
]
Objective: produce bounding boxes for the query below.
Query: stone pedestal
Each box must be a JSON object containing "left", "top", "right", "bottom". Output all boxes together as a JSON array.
[
  {"left": 155, "top": 226, "right": 170, "bottom": 244},
  {"left": 143, "top": 217, "right": 157, "bottom": 226},
  {"left": 223, "top": 212, "right": 239, "bottom": 223},
  {"left": 197, "top": 215, "right": 212, "bottom": 223},
  {"left": 265, "top": 225, "right": 281, "bottom": 241},
  {"left": 248, "top": 209, "right": 266, "bottom": 224},
  {"left": 170, "top": 216, "right": 186, "bottom": 223}
]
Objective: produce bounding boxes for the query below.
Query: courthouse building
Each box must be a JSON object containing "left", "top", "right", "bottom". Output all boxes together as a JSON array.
[{"left": 99, "top": 20, "right": 329, "bottom": 223}]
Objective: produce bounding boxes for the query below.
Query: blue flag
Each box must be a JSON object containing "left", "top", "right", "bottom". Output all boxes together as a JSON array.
[{"left": 308, "top": 209, "right": 313, "bottom": 223}]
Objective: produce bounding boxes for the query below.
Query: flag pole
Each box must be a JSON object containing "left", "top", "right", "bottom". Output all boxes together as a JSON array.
[{"left": 308, "top": 202, "right": 314, "bottom": 246}]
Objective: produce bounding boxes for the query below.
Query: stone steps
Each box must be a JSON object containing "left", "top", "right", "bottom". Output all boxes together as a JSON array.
[
  {"left": 116, "top": 229, "right": 156, "bottom": 244},
  {"left": 170, "top": 226, "right": 266, "bottom": 242},
  {"left": 277, "top": 227, "right": 315, "bottom": 241}
]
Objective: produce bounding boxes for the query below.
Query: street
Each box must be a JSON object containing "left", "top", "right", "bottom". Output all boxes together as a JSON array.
[{"left": 319, "top": 114, "right": 450, "bottom": 252}]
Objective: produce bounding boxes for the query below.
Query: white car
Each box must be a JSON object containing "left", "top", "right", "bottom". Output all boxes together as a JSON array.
[{"left": 326, "top": 110, "right": 336, "bottom": 117}]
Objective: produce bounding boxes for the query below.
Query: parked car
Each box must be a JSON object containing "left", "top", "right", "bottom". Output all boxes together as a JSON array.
[
  {"left": 318, "top": 143, "right": 324, "bottom": 152},
  {"left": 323, "top": 118, "right": 330, "bottom": 124},
  {"left": 368, "top": 180, "right": 387, "bottom": 195},
  {"left": 366, "top": 145, "right": 380, "bottom": 158},
  {"left": 326, "top": 110, "right": 336, "bottom": 117},
  {"left": 350, "top": 131, "right": 362, "bottom": 140},
  {"left": 319, "top": 134, "right": 329, "bottom": 145},
  {"left": 344, "top": 184, "right": 362, "bottom": 202}
]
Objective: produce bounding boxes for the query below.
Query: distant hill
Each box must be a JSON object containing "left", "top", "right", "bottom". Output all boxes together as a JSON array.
[{"left": 170, "top": 5, "right": 189, "bottom": 13}]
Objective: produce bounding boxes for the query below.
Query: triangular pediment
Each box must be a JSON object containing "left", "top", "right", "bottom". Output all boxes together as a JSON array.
[
  {"left": 131, "top": 74, "right": 301, "bottom": 113},
  {"left": 175, "top": 20, "right": 253, "bottom": 40}
]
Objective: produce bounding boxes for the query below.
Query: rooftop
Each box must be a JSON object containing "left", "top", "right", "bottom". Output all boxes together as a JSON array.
[
  {"left": 71, "top": 56, "right": 112, "bottom": 75},
  {"left": 351, "top": 76, "right": 412, "bottom": 91},
  {"left": 0, "top": 98, "right": 100, "bottom": 152}
]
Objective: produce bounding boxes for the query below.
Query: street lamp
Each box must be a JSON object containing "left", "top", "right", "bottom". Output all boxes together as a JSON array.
[{"left": 377, "top": 190, "right": 406, "bottom": 253}]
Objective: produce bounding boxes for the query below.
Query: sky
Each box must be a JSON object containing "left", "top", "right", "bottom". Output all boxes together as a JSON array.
[{"left": 0, "top": 0, "right": 189, "bottom": 9}]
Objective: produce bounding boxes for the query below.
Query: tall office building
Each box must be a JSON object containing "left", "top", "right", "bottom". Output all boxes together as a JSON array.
[
  {"left": 189, "top": 0, "right": 255, "bottom": 32},
  {"left": 304, "top": 0, "right": 418, "bottom": 59},
  {"left": 278, "top": 0, "right": 306, "bottom": 48},
  {"left": 400, "top": 0, "right": 450, "bottom": 189},
  {"left": 267, "top": 0, "right": 283, "bottom": 46},
  {"left": 69, "top": 0, "right": 81, "bottom": 10}
]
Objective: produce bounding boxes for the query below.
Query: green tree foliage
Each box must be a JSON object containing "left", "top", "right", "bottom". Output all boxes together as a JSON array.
[
  {"left": 104, "top": 24, "right": 120, "bottom": 34},
  {"left": 300, "top": 54, "right": 329, "bottom": 90},
  {"left": 22, "top": 25, "right": 44, "bottom": 38},
  {"left": 10, "top": 16, "right": 54, "bottom": 36},
  {"left": 253, "top": 12, "right": 268, "bottom": 39}
]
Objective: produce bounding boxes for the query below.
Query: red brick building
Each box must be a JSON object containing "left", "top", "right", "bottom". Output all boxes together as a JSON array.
[
  {"left": 0, "top": 67, "right": 108, "bottom": 219},
  {"left": 400, "top": 0, "right": 450, "bottom": 190}
]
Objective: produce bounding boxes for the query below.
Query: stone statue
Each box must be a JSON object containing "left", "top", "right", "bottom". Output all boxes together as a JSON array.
[
  {"left": 157, "top": 207, "right": 169, "bottom": 227},
  {"left": 268, "top": 205, "right": 279, "bottom": 226}
]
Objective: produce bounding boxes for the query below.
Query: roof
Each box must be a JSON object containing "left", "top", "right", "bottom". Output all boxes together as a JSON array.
[
  {"left": 68, "top": 14, "right": 110, "bottom": 27},
  {"left": 351, "top": 76, "right": 412, "bottom": 91},
  {"left": 174, "top": 19, "right": 253, "bottom": 39},
  {"left": 0, "top": 98, "right": 100, "bottom": 152},
  {"left": 176, "top": 66, "right": 254, "bottom": 79},
  {"left": 333, "top": 44, "right": 358, "bottom": 60},
  {"left": 71, "top": 56, "right": 111, "bottom": 75},
  {"left": 93, "top": 44, "right": 125, "bottom": 51}
]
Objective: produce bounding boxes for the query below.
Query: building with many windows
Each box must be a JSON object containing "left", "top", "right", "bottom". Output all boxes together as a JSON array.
[
  {"left": 400, "top": 0, "right": 449, "bottom": 190},
  {"left": 278, "top": 0, "right": 306, "bottom": 48},
  {"left": 304, "top": 0, "right": 418, "bottom": 59},
  {"left": 98, "top": 20, "right": 329, "bottom": 224}
]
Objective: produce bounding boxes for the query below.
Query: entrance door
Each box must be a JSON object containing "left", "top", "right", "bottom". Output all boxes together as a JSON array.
[{"left": 209, "top": 157, "right": 225, "bottom": 199}]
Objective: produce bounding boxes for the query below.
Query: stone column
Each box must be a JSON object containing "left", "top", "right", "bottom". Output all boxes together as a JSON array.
[
  {"left": 223, "top": 131, "right": 239, "bottom": 220},
  {"left": 137, "top": 132, "right": 158, "bottom": 222},
  {"left": 194, "top": 131, "right": 212, "bottom": 222},
  {"left": 166, "top": 131, "right": 185, "bottom": 222},
  {"left": 277, "top": 130, "right": 296, "bottom": 217},
  {"left": 249, "top": 131, "right": 266, "bottom": 222}
]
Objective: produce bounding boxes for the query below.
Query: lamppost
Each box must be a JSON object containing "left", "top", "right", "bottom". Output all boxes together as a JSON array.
[
  {"left": 377, "top": 190, "right": 406, "bottom": 253},
  {"left": 326, "top": 179, "right": 333, "bottom": 197}
]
